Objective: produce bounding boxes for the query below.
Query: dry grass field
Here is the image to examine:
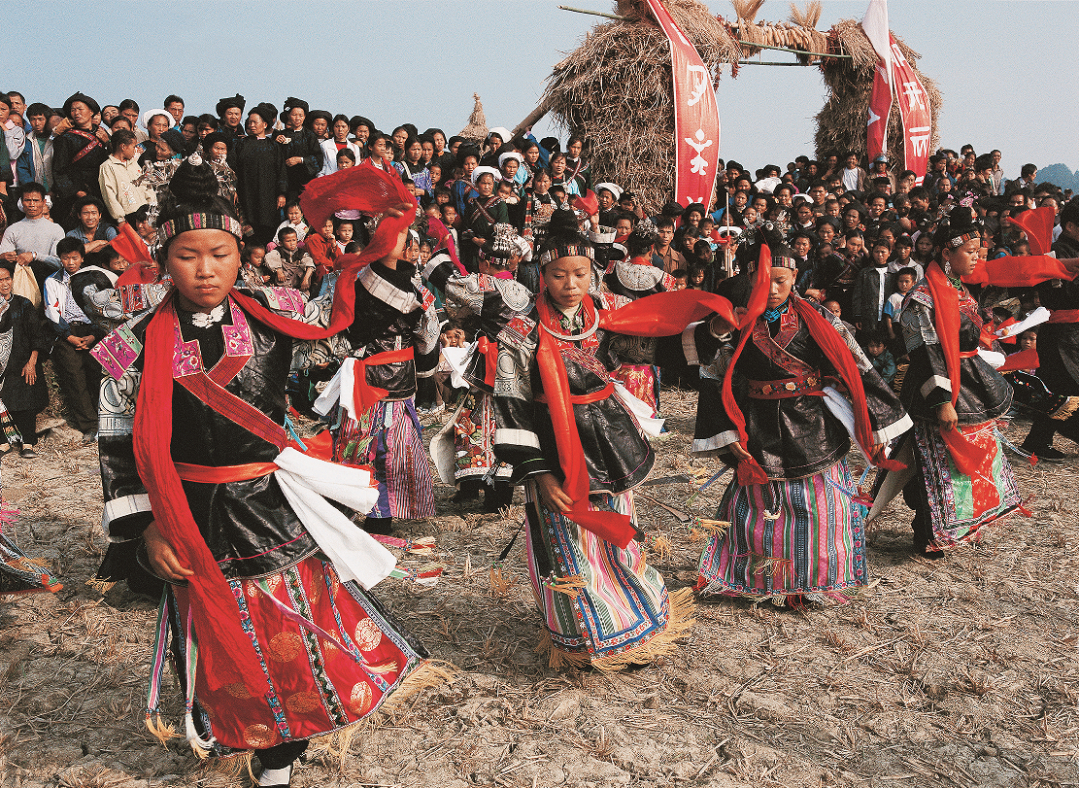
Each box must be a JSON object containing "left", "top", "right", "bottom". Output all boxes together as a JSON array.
[{"left": 1, "top": 388, "right": 1077, "bottom": 787}]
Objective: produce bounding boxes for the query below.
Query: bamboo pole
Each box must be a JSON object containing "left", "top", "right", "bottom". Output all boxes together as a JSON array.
[
  {"left": 737, "top": 40, "right": 851, "bottom": 59},
  {"left": 737, "top": 61, "right": 815, "bottom": 66},
  {"left": 512, "top": 101, "right": 552, "bottom": 138},
  {"left": 557, "top": 5, "right": 626, "bottom": 21}
]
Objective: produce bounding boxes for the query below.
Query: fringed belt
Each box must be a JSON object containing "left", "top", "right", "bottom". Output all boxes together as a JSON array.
[
  {"left": 535, "top": 382, "right": 615, "bottom": 405},
  {"left": 748, "top": 373, "right": 822, "bottom": 400},
  {"left": 174, "top": 461, "right": 278, "bottom": 484}
]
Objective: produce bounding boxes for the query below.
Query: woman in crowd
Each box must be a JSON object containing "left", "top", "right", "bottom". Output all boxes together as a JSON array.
[
  {"left": 230, "top": 103, "right": 286, "bottom": 245},
  {"left": 319, "top": 114, "right": 361, "bottom": 177}
]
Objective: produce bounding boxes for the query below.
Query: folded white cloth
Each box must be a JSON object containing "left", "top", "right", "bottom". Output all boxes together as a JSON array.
[
  {"left": 613, "top": 381, "right": 665, "bottom": 438},
  {"left": 313, "top": 357, "right": 358, "bottom": 419},
  {"left": 272, "top": 447, "right": 394, "bottom": 589}
]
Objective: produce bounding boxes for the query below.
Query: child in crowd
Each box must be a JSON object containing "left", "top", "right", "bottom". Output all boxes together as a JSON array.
[
  {"left": 272, "top": 200, "right": 309, "bottom": 249},
  {"left": 865, "top": 331, "right": 897, "bottom": 386},
  {"left": 45, "top": 238, "right": 106, "bottom": 443},
  {"left": 823, "top": 299, "right": 857, "bottom": 335},
  {"left": 263, "top": 227, "right": 314, "bottom": 292},
  {"left": 884, "top": 266, "right": 918, "bottom": 360},
  {"left": 334, "top": 218, "right": 355, "bottom": 252},
  {"left": 336, "top": 149, "right": 356, "bottom": 170},
  {"left": 238, "top": 243, "right": 269, "bottom": 288},
  {"left": 852, "top": 237, "right": 891, "bottom": 336}
]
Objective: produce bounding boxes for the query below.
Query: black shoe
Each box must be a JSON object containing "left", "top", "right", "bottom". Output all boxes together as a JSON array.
[
  {"left": 1021, "top": 442, "right": 1066, "bottom": 462},
  {"left": 363, "top": 517, "right": 394, "bottom": 536}
]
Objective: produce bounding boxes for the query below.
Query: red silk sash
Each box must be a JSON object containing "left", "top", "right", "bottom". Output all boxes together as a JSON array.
[
  {"left": 1048, "top": 310, "right": 1079, "bottom": 324},
  {"left": 476, "top": 336, "right": 498, "bottom": 387},
  {"left": 963, "top": 253, "right": 1077, "bottom": 288},
  {"left": 924, "top": 262, "right": 992, "bottom": 480},
  {"left": 351, "top": 348, "right": 414, "bottom": 415},
  {"left": 535, "top": 296, "right": 635, "bottom": 549},
  {"left": 174, "top": 461, "right": 279, "bottom": 484},
  {"left": 997, "top": 348, "right": 1040, "bottom": 372}
]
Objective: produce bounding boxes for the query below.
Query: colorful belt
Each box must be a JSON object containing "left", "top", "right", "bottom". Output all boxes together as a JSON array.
[
  {"left": 747, "top": 374, "right": 823, "bottom": 399},
  {"left": 535, "top": 382, "right": 615, "bottom": 405}
]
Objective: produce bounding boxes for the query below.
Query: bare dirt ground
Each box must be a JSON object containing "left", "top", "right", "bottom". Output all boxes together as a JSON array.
[{"left": 1, "top": 387, "right": 1077, "bottom": 788}]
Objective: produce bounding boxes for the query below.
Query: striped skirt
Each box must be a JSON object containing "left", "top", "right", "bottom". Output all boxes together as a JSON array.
[
  {"left": 162, "top": 556, "right": 426, "bottom": 754},
  {"left": 333, "top": 397, "right": 435, "bottom": 520},
  {"left": 523, "top": 483, "right": 693, "bottom": 670},
  {"left": 697, "top": 459, "right": 867, "bottom": 605},
  {"left": 911, "top": 420, "right": 1019, "bottom": 551}
]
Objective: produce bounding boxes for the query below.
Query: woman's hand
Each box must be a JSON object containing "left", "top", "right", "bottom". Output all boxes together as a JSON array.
[
  {"left": 143, "top": 520, "right": 194, "bottom": 582},
  {"left": 21, "top": 361, "right": 36, "bottom": 385},
  {"left": 286, "top": 156, "right": 303, "bottom": 167},
  {"left": 937, "top": 402, "right": 958, "bottom": 431},
  {"left": 536, "top": 473, "right": 574, "bottom": 513}
]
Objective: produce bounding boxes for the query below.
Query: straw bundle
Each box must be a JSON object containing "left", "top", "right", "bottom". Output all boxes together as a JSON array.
[
  {"left": 815, "top": 21, "right": 941, "bottom": 167},
  {"left": 542, "top": 0, "right": 740, "bottom": 211},
  {"left": 458, "top": 93, "right": 488, "bottom": 143}
]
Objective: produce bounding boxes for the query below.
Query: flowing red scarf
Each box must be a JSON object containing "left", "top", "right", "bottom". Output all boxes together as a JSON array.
[
  {"left": 534, "top": 287, "right": 741, "bottom": 548},
  {"left": 720, "top": 245, "right": 774, "bottom": 485},
  {"left": 924, "top": 261, "right": 992, "bottom": 478},
  {"left": 132, "top": 164, "right": 415, "bottom": 695}
]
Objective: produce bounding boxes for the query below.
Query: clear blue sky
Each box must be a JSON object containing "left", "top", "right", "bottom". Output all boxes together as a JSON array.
[{"left": 6, "top": 0, "right": 1076, "bottom": 177}]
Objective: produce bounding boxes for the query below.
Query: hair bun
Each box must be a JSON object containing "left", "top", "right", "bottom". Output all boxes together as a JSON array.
[{"left": 166, "top": 155, "right": 220, "bottom": 209}]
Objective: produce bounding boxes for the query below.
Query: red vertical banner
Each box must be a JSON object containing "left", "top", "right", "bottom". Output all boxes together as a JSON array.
[
  {"left": 645, "top": 0, "right": 721, "bottom": 208},
  {"left": 890, "top": 35, "right": 931, "bottom": 185},
  {"left": 865, "top": 61, "right": 891, "bottom": 163}
]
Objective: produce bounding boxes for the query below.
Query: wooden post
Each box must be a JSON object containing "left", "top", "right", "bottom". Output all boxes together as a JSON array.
[
  {"left": 557, "top": 5, "right": 626, "bottom": 21},
  {"left": 512, "top": 101, "right": 551, "bottom": 138}
]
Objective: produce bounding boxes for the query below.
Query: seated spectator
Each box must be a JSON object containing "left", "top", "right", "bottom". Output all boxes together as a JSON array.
[
  {"left": 0, "top": 183, "right": 63, "bottom": 295},
  {"left": 263, "top": 227, "right": 314, "bottom": 292}
]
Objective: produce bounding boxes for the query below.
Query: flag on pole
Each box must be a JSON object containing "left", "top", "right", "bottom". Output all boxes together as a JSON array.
[{"left": 862, "top": 0, "right": 892, "bottom": 163}]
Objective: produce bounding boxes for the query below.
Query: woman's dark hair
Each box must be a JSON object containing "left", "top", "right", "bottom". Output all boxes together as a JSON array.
[
  {"left": 156, "top": 156, "right": 241, "bottom": 260},
  {"left": 110, "top": 129, "right": 137, "bottom": 153},
  {"left": 197, "top": 113, "right": 219, "bottom": 130},
  {"left": 336, "top": 148, "right": 356, "bottom": 164},
  {"left": 331, "top": 113, "right": 350, "bottom": 129},
  {"left": 350, "top": 115, "right": 374, "bottom": 135},
  {"left": 403, "top": 135, "right": 422, "bottom": 160}
]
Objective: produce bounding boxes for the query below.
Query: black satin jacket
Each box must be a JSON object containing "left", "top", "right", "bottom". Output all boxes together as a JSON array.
[{"left": 98, "top": 299, "right": 319, "bottom": 581}]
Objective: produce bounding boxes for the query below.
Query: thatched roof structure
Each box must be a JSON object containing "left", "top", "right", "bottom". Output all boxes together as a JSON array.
[
  {"left": 542, "top": 0, "right": 739, "bottom": 211},
  {"left": 814, "top": 20, "right": 940, "bottom": 167},
  {"left": 458, "top": 93, "right": 488, "bottom": 143},
  {"left": 539, "top": 0, "right": 939, "bottom": 210}
]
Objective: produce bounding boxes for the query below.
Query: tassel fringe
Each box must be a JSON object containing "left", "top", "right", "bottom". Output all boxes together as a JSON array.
[
  {"left": 185, "top": 712, "right": 216, "bottom": 759},
  {"left": 1050, "top": 396, "right": 1079, "bottom": 420},
  {"left": 488, "top": 565, "right": 514, "bottom": 597},
  {"left": 144, "top": 713, "right": 178, "bottom": 747},
  {"left": 379, "top": 659, "right": 459, "bottom": 713},
  {"left": 85, "top": 578, "right": 116, "bottom": 594},
  {"left": 537, "top": 588, "right": 696, "bottom": 672},
  {"left": 544, "top": 573, "right": 587, "bottom": 598}
]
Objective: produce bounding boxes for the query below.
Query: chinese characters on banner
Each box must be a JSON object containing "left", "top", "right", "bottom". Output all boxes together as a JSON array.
[
  {"left": 645, "top": 0, "right": 721, "bottom": 208},
  {"left": 890, "top": 37, "right": 931, "bottom": 184}
]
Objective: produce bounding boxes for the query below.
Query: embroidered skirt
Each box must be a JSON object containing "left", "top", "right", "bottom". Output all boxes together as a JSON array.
[
  {"left": 522, "top": 483, "right": 693, "bottom": 670},
  {"left": 452, "top": 390, "right": 511, "bottom": 482},
  {"left": 167, "top": 556, "right": 425, "bottom": 754},
  {"left": 333, "top": 397, "right": 435, "bottom": 520},
  {"left": 910, "top": 420, "right": 1019, "bottom": 550},
  {"left": 697, "top": 459, "right": 868, "bottom": 604},
  {"left": 609, "top": 363, "right": 660, "bottom": 418}
]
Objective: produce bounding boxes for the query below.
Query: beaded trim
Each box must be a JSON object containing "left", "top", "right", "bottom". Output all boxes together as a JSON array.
[
  {"left": 158, "top": 212, "right": 244, "bottom": 245},
  {"left": 537, "top": 244, "right": 595, "bottom": 267},
  {"left": 946, "top": 230, "right": 980, "bottom": 248}
]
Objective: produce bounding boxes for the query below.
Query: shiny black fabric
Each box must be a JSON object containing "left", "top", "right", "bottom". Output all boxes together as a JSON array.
[
  {"left": 97, "top": 300, "right": 320, "bottom": 582},
  {"left": 696, "top": 300, "right": 906, "bottom": 480},
  {"left": 492, "top": 298, "right": 655, "bottom": 493},
  {"left": 345, "top": 262, "right": 438, "bottom": 399}
]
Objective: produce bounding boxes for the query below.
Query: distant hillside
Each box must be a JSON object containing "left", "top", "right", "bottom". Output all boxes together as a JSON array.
[{"left": 1036, "top": 163, "right": 1079, "bottom": 194}]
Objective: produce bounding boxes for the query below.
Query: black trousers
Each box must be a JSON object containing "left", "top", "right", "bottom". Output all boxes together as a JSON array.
[
  {"left": 50, "top": 327, "right": 100, "bottom": 433},
  {"left": 257, "top": 739, "right": 308, "bottom": 770},
  {"left": 10, "top": 408, "right": 39, "bottom": 446}
]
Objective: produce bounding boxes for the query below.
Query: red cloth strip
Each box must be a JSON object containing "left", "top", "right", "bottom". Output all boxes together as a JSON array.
[
  {"left": 176, "top": 372, "right": 288, "bottom": 450},
  {"left": 134, "top": 294, "right": 268, "bottom": 696},
  {"left": 535, "top": 296, "right": 635, "bottom": 549},
  {"left": 598, "top": 289, "right": 737, "bottom": 337},
  {"left": 996, "top": 348, "right": 1040, "bottom": 372},
  {"left": 962, "top": 254, "right": 1076, "bottom": 288},
  {"left": 476, "top": 336, "right": 498, "bottom": 387},
  {"left": 1005, "top": 206, "right": 1055, "bottom": 256},
  {"left": 534, "top": 382, "right": 614, "bottom": 405},
  {"left": 174, "top": 461, "right": 278, "bottom": 484},
  {"left": 924, "top": 262, "right": 985, "bottom": 478},
  {"left": 1048, "top": 310, "right": 1079, "bottom": 324},
  {"left": 351, "top": 348, "right": 414, "bottom": 415},
  {"left": 110, "top": 222, "right": 154, "bottom": 267},
  {"left": 720, "top": 245, "right": 773, "bottom": 485}
]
